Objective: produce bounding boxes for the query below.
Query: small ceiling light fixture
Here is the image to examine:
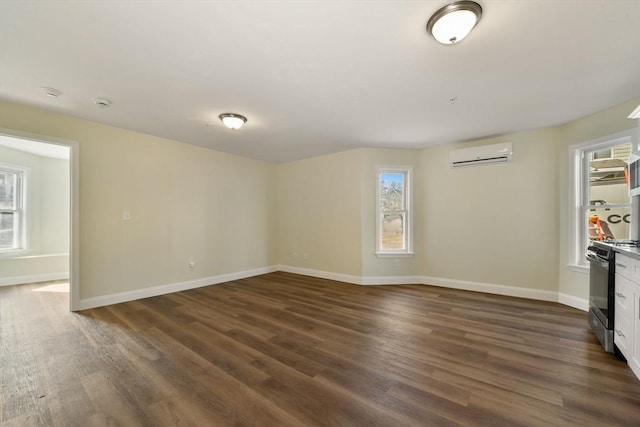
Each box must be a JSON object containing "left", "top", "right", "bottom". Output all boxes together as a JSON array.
[
  {"left": 427, "top": 1, "right": 483, "bottom": 45},
  {"left": 219, "top": 113, "right": 247, "bottom": 130},
  {"left": 93, "top": 97, "right": 111, "bottom": 108},
  {"left": 41, "top": 87, "right": 62, "bottom": 98}
]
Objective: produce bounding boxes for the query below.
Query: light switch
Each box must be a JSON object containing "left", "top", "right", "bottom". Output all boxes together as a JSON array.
[{"left": 123, "top": 211, "right": 131, "bottom": 221}]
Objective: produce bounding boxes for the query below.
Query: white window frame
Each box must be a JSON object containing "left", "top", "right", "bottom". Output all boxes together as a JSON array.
[
  {"left": 569, "top": 130, "right": 636, "bottom": 269},
  {"left": 0, "top": 164, "right": 27, "bottom": 253},
  {"left": 376, "top": 166, "right": 414, "bottom": 257}
]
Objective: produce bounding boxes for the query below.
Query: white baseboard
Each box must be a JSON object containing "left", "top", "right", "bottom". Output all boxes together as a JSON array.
[
  {"left": 71, "top": 264, "right": 589, "bottom": 312},
  {"left": 277, "top": 265, "right": 423, "bottom": 286},
  {"left": 0, "top": 272, "right": 69, "bottom": 287},
  {"left": 362, "top": 275, "right": 423, "bottom": 285},
  {"left": 558, "top": 293, "right": 589, "bottom": 311},
  {"left": 420, "top": 275, "right": 559, "bottom": 302},
  {"left": 277, "top": 265, "right": 363, "bottom": 285},
  {"left": 278, "top": 266, "right": 564, "bottom": 304},
  {"left": 75, "top": 266, "right": 278, "bottom": 311}
]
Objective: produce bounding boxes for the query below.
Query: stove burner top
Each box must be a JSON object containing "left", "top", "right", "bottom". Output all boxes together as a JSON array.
[{"left": 603, "top": 239, "right": 640, "bottom": 247}]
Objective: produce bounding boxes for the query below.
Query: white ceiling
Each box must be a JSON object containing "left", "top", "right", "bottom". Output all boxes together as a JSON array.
[{"left": 0, "top": 1, "right": 639, "bottom": 163}]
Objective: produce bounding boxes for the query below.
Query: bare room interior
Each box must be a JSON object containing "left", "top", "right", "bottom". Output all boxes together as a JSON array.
[{"left": 1, "top": 1, "right": 640, "bottom": 425}]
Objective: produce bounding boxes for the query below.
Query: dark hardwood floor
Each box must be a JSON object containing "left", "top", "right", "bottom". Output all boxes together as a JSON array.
[{"left": 2, "top": 272, "right": 639, "bottom": 426}]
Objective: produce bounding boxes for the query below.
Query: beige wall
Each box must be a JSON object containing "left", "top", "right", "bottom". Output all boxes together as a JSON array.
[
  {"left": 277, "top": 149, "right": 363, "bottom": 276},
  {"left": 276, "top": 98, "right": 639, "bottom": 300},
  {"left": 276, "top": 147, "right": 423, "bottom": 279},
  {"left": 418, "top": 98, "right": 639, "bottom": 300},
  {"left": 0, "top": 145, "right": 70, "bottom": 282},
  {"left": 420, "top": 128, "right": 560, "bottom": 291},
  {"left": 2, "top": 97, "right": 638, "bottom": 307},
  {"left": 39, "top": 156, "right": 70, "bottom": 254},
  {"left": 0, "top": 101, "right": 277, "bottom": 300}
]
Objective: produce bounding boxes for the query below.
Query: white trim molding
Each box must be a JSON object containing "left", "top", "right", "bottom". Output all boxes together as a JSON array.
[
  {"left": 75, "top": 266, "right": 277, "bottom": 311},
  {"left": 362, "top": 275, "right": 423, "bottom": 285},
  {"left": 374, "top": 252, "right": 415, "bottom": 258},
  {"left": 566, "top": 264, "right": 589, "bottom": 274},
  {"left": 65, "top": 264, "right": 588, "bottom": 312},
  {"left": 278, "top": 265, "right": 363, "bottom": 285},
  {"left": 278, "top": 266, "right": 584, "bottom": 309},
  {"left": 558, "top": 293, "right": 589, "bottom": 311},
  {"left": 278, "top": 266, "right": 564, "bottom": 303},
  {"left": 0, "top": 272, "right": 69, "bottom": 287},
  {"left": 420, "top": 275, "right": 558, "bottom": 302},
  {"left": 277, "top": 265, "right": 422, "bottom": 286}
]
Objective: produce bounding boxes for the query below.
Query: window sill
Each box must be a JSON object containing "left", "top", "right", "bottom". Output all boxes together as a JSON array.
[
  {"left": 375, "top": 252, "right": 415, "bottom": 258},
  {"left": 0, "top": 248, "right": 28, "bottom": 258},
  {"left": 567, "top": 263, "right": 589, "bottom": 274}
]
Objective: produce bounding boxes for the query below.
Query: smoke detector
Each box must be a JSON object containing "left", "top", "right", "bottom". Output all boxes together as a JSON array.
[{"left": 93, "top": 97, "right": 111, "bottom": 108}]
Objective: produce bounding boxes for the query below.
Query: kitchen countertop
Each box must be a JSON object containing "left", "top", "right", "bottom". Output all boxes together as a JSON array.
[{"left": 612, "top": 245, "right": 640, "bottom": 260}]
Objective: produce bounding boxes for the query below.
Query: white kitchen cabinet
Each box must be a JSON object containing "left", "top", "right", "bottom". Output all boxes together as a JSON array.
[
  {"left": 614, "top": 253, "right": 640, "bottom": 380},
  {"left": 614, "top": 273, "right": 634, "bottom": 357}
]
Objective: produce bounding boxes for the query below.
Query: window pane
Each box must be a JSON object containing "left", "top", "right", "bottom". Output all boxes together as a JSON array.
[
  {"left": 587, "top": 207, "right": 631, "bottom": 242},
  {"left": 380, "top": 173, "right": 405, "bottom": 211},
  {"left": 381, "top": 213, "right": 405, "bottom": 250},
  {"left": 0, "top": 171, "right": 17, "bottom": 209},
  {"left": 592, "top": 148, "right": 612, "bottom": 160},
  {"left": 0, "top": 212, "right": 15, "bottom": 249},
  {"left": 589, "top": 142, "right": 631, "bottom": 204}
]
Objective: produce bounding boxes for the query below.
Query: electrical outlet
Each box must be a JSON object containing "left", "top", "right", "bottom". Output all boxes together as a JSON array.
[
  {"left": 303, "top": 253, "right": 309, "bottom": 260},
  {"left": 392, "top": 258, "right": 400, "bottom": 267}
]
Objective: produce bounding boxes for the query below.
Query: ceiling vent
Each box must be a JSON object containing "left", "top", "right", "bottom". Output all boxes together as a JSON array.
[{"left": 449, "top": 142, "right": 513, "bottom": 168}]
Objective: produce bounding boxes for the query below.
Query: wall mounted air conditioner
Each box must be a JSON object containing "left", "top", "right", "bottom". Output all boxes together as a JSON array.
[{"left": 449, "top": 142, "right": 513, "bottom": 168}]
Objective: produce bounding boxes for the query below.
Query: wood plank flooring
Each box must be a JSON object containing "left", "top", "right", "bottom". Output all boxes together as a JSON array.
[{"left": 2, "top": 272, "right": 640, "bottom": 426}]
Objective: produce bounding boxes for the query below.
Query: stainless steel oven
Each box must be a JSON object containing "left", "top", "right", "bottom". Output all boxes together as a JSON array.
[
  {"left": 586, "top": 239, "right": 640, "bottom": 353},
  {"left": 586, "top": 241, "right": 615, "bottom": 352}
]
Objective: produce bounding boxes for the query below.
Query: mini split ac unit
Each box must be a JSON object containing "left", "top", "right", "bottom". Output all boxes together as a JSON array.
[{"left": 449, "top": 142, "right": 513, "bottom": 168}]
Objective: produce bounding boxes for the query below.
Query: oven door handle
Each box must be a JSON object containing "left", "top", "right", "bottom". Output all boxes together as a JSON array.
[{"left": 586, "top": 252, "right": 609, "bottom": 268}]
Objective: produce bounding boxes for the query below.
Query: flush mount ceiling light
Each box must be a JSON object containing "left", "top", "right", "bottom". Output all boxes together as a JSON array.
[
  {"left": 427, "top": 1, "right": 483, "bottom": 45},
  {"left": 219, "top": 113, "right": 247, "bottom": 130}
]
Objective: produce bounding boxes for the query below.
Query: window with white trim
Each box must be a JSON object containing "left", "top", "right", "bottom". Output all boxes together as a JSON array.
[
  {"left": 376, "top": 167, "right": 413, "bottom": 256},
  {"left": 572, "top": 134, "right": 634, "bottom": 265},
  {"left": 0, "top": 166, "right": 25, "bottom": 252}
]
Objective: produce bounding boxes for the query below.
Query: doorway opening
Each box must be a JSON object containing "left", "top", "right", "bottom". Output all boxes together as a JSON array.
[{"left": 0, "top": 129, "right": 79, "bottom": 311}]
